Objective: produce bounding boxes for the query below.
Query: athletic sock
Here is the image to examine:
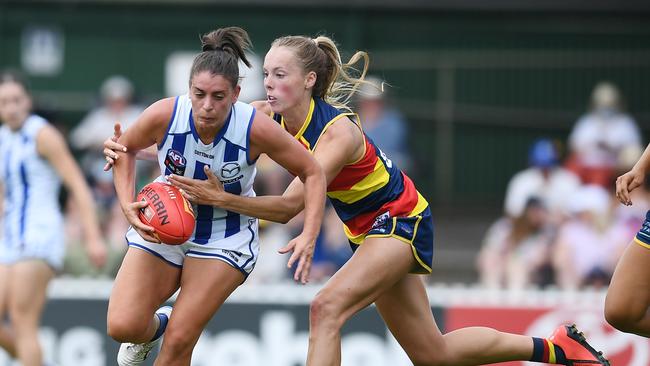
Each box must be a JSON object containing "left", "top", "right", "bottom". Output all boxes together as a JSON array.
[
  {"left": 530, "top": 337, "right": 568, "bottom": 364},
  {"left": 150, "top": 312, "right": 169, "bottom": 342}
]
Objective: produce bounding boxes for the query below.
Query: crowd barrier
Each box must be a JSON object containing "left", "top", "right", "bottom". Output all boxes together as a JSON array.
[{"left": 0, "top": 279, "right": 646, "bottom": 365}]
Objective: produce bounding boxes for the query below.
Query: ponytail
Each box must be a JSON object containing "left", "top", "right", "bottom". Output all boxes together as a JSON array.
[
  {"left": 272, "top": 35, "right": 376, "bottom": 111},
  {"left": 190, "top": 26, "right": 253, "bottom": 88}
]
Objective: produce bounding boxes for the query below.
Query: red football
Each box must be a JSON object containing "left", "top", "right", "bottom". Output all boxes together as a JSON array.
[{"left": 136, "top": 182, "right": 195, "bottom": 245}]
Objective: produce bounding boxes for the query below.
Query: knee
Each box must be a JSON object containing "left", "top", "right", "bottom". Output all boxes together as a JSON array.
[
  {"left": 107, "top": 312, "right": 148, "bottom": 343},
  {"left": 7, "top": 304, "right": 38, "bottom": 331},
  {"left": 604, "top": 301, "right": 637, "bottom": 333},
  {"left": 310, "top": 290, "right": 345, "bottom": 329},
  {"left": 159, "top": 325, "right": 196, "bottom": 358},
  {"left": 410, "top": 344, "right": 451, "bottom": 366},
  {"left": 604, "top": 291, "right": 644, "bottom": 333},
  {"left": 411, "top": 355, "right": 447, "bottom": 366}
]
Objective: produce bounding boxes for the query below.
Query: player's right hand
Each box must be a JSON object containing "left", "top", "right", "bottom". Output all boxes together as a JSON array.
[
  {"left": 278, "top": 232, "right": 316, "bottom": 284},
  {"left": 123, "top": 200, "right": 160, "bottom": 243},
  {"left": 616, "top": 168, "right": 645, "bottom": 206},
  {"left": 103, "top": 122, "right": 126, "bottom": 171}
]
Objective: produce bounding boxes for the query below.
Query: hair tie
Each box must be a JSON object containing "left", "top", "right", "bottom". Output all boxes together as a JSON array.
[{"left": 202, "top": 44, "right": 223, "bottom": 52}]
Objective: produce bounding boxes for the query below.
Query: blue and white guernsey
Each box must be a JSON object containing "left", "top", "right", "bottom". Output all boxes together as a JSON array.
[
  {"left": 158, "top": 94, "right": 257, "bottom": 242},
  {"left": 0, "top": 115, "right": 65, "bottom": 269},
  {"left": 126, "top": 95, "right": 260, "bottom": 275}
]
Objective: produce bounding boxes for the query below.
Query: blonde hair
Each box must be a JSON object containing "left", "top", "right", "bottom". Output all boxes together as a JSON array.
[{"left": 271, "top": 35, "right": 375, "bottom": 111}]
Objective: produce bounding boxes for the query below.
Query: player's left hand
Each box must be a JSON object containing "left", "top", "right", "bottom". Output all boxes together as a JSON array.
[
  {"left": 168, "top": 165, "right": 225, "bottom": 205},
  {"left": 103, "top": 122, "right": 125, "bottom": 171},
  {"left": 616, "top": 167, "right": 645, "bottom": 206},
  {"left": 279, "top": 232, "right": 316, "bottom": 284}
]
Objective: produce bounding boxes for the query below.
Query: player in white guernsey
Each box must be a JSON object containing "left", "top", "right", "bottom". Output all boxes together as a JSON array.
[
  {"left": 108, "top": 27, "right": 326, "bottom": 366},
  {"left": 0, "top": 71, "right": 106, "bottom": 366}
]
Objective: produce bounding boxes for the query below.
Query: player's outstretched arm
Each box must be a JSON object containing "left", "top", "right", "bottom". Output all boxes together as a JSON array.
[
  {"left": 37, "top": 125, "right": 107, "bottom": 268},
  {"left": 617, "top": 142, "right": 650, "bottom": 206}
]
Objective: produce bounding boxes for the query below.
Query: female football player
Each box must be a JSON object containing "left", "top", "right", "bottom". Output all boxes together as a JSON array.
[
  {"left": 0, "top": 71, "right": 107, "bottom": 366},
  {"left": 107, "top": 27, "right": 325, "bottom": 366},
  {"left": 605, "top": 142, "right": 650, "bottom": 337}
]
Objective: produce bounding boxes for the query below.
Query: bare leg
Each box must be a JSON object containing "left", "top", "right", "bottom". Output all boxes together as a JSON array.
[
  {"left": 8, "top": 260, "right": 54, "bottom": 366},
  {"left": 0, "top": 265, "right": 16, "bottom": 358},
  {"left": 308, "top": 236, "right": 603, "bottom": 366},
  {"left": 375, "top": 275, "right": 532, "bottom": 366},
  {"left": 154, "top": 257, "right": 244, "bottom": 366},
  {"left": 107, "top": 248, "right": 181, "bottom": 343},
  {"left": 306, "top": 237, "right": 422, "bottom": 366},
  {"left": 605, "top": 241, "right": 650, "bottom": 336}
]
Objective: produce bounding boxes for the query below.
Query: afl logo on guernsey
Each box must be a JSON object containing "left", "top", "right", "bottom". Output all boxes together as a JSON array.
[{"left": 165, "top": 149, "right": 186, "bottom": 175}]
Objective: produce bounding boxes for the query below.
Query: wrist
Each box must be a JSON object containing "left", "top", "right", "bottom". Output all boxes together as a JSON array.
[
  {"left": 209, "top": 191, "right": 228, "bottom": 207},
  {"left": 299, "top": 229, "right": 318, "bottom": 242}
]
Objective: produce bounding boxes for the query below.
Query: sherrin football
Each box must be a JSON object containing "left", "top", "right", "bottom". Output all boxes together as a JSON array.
[{"left": 136, "top": 182, "right": 195, "bottom": 245}]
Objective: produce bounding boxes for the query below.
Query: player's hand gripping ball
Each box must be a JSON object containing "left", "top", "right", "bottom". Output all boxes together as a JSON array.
[{"left": 136, "top": 182, "right": 195, "bottom": 245}]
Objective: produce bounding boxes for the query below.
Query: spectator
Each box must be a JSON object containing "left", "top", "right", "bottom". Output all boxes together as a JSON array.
[
  {"left": 566, "top": 81, "right": 642, "bottom": 187},
  {"left": 70, "top": 75, "right": 144, "bottom": 152},
  {"left": 356, "top": 76, "right": 411, "bottom": 172},
  {"left": 553, "top": 185, "right": 628, "bottom": 289},
  {"left": 504, "top": 138, "right": 581, "bottom": 223},
  {"left": 65, "top": 76, "right": 147, "bottom": 276},
  {"left": 69, "top": 75, "right": 148, "bottom": 206},
  {"left": 478, "top": 197, "right": 554, "bottom": 289}
]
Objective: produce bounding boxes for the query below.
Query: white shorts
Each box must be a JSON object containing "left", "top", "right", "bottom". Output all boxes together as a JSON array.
[
  {"left": 0, "top": 228, "right": 65, "bottom": 270},
  {"left": 125, "top": 219, "right": 259, "bottom": 277}
]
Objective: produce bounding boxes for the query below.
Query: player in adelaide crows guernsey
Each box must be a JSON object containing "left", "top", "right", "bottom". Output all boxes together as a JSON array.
[
  {"left": 107, "top": 27, "right": 325, "bottom": 365},
  {"left": 167, "top": 35, "right": 609, "bottom": 366}
]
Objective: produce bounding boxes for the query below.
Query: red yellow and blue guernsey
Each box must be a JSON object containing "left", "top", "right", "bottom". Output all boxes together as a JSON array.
[{"left": 272, "top": 98, "right": 434, "bottom": 273}]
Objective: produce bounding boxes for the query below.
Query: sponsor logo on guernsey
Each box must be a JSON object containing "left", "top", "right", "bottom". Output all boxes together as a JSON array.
[
  {"left": 220, "top": 162, "right": 243, "bottom": 183},
  {"left": 165, "top": 149, "right": 186, "bottom": 175},
  {"left": 194, "top": 150, "right": 215, "bottom": 159},
  {"left": 371, "top": 211, "right": 391, "bottom": 230},
  {"left": 222, "top": 249, "right": 243, "bottom": 262}
]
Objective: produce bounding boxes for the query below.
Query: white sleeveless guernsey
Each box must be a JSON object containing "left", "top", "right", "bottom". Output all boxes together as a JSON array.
[
  {"left": 0, "top": 115, "right": 65, "bottom": 269},
  {"left": 126, "top": 95, "right": 260, "bottom": 276}
]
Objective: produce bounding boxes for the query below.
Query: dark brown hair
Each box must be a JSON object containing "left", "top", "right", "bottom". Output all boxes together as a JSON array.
[
  {"left": 190, "top": 27, "right": 253, "bottom": 88},
  {"left": 0, "top": 69, "right": 29, "bottom": 92}
]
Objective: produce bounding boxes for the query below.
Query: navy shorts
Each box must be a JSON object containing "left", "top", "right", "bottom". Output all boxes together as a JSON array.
[
  {"left": 635, "top": 210, "right": 650, "bottom": 249},
  {"left": 349, "top": 206, "right": 434, "bottom": 274}
]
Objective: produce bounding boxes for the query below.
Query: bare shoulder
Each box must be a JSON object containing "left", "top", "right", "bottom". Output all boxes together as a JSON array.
[
  {"left": 36, "top": 123, "right": 65, "bottom": 147},
  {"left": 250, "top": 108, "right": 283, "bottom": 140},
  {"left": 36, "top": 123, "right": 68, "bottom": 157},
  {"left": 320, "top": 115, "right": 361, "bottom": 146},
  {"left": 143, "top": 97, "right": 177, "bottom": 125},
  {"left": 250, "top": 100, "right": 273, "bottom": 116}
]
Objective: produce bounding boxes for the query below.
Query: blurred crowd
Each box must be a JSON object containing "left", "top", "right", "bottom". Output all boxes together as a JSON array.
[{"left": 478, "top": 81, "right": 646, "bottom": 290}]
